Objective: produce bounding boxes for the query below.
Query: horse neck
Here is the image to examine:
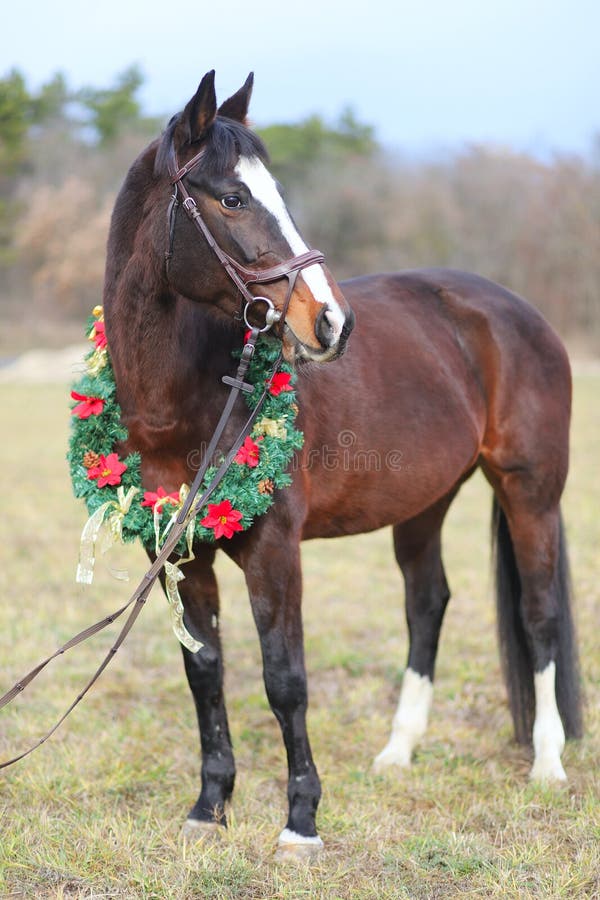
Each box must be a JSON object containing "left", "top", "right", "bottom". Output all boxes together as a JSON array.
[
  {"left": 112, "top": 280, "right": 239, "bottom": 402},
  {"left": 103, "top": 146, "right": 242, "bottom": 444},
  {"left": 103, "top": 195, "right": 237, "bottom": 431}
]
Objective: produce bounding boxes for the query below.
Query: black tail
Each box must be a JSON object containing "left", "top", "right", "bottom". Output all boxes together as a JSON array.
[{"left": 491, "top": 498, "right": 583, "bottom": 744}]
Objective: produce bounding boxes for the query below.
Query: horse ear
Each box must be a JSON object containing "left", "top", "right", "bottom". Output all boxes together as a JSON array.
[
  {"left": 178, "top": 70, "right": 217, "bottom": 144},
  {"left": 217, "top": 72, "right": 254, "bottom": 124}
]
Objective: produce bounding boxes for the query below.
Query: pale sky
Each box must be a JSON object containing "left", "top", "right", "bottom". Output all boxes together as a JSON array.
[{"left": 3, "top": 0, "right": 599, "bottom": 157}]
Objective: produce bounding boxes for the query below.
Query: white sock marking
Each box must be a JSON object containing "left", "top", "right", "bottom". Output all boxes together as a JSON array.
[
  {"left": 234, "top": 156, "right": 345, "bottom": 338},
  {"left": 373, "top": 668, "right": 433, "bottom": 771},
  {"left": 278, "top": 827, "right": 324, "bottom": 847},
  {"left": 530, "top": 661, "right": 567, "bottom": 781}
]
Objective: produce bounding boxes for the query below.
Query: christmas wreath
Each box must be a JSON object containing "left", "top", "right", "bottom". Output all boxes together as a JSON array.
[{"left": 68, "top": 307, "right": 303, "bottom": 647}]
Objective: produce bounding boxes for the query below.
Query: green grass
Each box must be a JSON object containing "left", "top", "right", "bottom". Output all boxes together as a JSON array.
[{"left": 0, "top": 377, "right": 599, "bottom": 899}]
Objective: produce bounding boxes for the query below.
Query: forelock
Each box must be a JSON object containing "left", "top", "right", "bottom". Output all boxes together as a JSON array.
[
  {"left": 154, "top": 115, "right": 268, "bottom": 178},
  {"left": 203, "top": 118, "right": 269, "bottom": 174}
]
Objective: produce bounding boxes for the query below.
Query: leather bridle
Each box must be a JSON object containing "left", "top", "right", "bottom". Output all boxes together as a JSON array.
[{"left": 165, "top": 141, "right": 326, "bottom": 337}]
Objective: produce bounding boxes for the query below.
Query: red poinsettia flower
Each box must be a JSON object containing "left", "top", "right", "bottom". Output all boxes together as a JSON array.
[
  {"left": 70, "top": 390, "right": 105, "bottom": 419},
  {"left": 92, "top": 320, "right": 107, "bottom": 350},
  {"left": 201, "top": 499, "right": 244, "bottom": 539},
  {"left": 268, "top": 371, "right": 292, "bottom": 396},
  {"left": 234, "top": 436, "right": 262, "bottom": 468},
  {"left": 141, "top": 486, "right": 181, "bottom": 511},
  {"left": 87, "top": 452, "right": 127, "bottom": 488}
]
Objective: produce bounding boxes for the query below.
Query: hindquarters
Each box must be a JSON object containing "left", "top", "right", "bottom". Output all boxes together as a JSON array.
[
  {"left": 470, "top": 284, "right": 583, "bottom": 774},
  {"left": 394, "top": 268, "right": 584, "bottom": 770}
]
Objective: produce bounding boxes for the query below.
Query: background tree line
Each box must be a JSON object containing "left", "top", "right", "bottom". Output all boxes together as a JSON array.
[{"left": 1, "top": 67, "right": 599, "bottom": 351}]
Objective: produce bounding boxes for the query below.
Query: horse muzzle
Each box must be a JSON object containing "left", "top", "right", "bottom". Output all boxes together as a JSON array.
[{"left": 284, "top": 305, "right": 355, "bottom": 363}]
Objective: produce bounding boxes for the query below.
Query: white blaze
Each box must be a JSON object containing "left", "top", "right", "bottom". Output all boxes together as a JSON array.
[{"left": 234, "top": 156, "right": 345, "bottom": 339}]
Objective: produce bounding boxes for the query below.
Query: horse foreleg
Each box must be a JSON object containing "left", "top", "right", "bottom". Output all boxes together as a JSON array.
[
  {"left": 242, "top": 534, "right": 323, "bottom": 858},
  {"left": 162, "top": 547, "right": 236, "bottom": 837},
  {"left": 374, "top": 501, "right": 452, "bottom": 772}
]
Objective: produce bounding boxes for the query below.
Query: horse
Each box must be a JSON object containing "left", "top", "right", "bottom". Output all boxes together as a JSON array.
[{"left": 103, "top": 70, "right": 582, "bottom": 858}]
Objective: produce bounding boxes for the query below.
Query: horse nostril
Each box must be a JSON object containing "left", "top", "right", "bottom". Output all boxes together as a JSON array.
[
  {"left": 315, "top": 306, "right": 334, "bottom": 348},
  {"left": 342, "top": 309, "right": 355, "bottom": 341},
  {"left": 335, "top": 309, "right": 355, "bottom": 355}
]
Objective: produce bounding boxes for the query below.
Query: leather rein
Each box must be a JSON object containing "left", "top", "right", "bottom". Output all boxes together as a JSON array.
[{"left": 0, "top": 142, "right": 326, "bottom": 769}]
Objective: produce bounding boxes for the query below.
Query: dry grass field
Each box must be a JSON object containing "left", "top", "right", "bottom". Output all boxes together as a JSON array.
[{"left": 0, "top": 374, "right": 598, "bottom": 898}]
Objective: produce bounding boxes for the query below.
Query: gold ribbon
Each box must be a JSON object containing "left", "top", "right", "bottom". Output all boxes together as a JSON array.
[
  {"left": 153, "top": 485, "right": 202, "bottom": 653},
  {"left": 86, "top": 346, "right": 107, "bottom": 376},
  {"left": 76, "top": 486, "right": 139, "bottom": 585}
]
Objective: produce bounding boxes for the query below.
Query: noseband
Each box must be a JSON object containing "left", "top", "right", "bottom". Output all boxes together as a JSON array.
[{"left": 166, "top": 143, "right": 326, "bottom": 334}]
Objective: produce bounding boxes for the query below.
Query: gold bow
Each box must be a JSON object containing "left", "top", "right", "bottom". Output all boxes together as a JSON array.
[
  {"left": 76, "top": 485, "right": 139, "bottom": 585},
  {"left": 254, "top": 416, "right": 287, "bottom": 440}
]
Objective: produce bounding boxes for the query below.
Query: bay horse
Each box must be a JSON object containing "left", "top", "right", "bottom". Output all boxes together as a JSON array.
[{"left": 103, "top": 71, "right": 581, "bottom": 857}]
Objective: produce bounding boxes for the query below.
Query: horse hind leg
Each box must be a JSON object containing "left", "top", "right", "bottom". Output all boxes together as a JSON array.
[
  {"left": 490, "top": 482, "right": 582, "bottom": 782},
  {"left": 374, "top": 496, "right": 453, "bottom": 772}
]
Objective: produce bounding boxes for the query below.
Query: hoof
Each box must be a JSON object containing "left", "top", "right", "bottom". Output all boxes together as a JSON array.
[
  {"left": 181, "top": 819, "right": 222, "bottom": 844},
  {"left": 529, "top": 757, "right": 567, "bottom": 783},
  {"left": 275, "top": 828, "right": 324, "bottom": 863},
  {"left": 373, "top": 741, "right": 411, "bottom": 773}
]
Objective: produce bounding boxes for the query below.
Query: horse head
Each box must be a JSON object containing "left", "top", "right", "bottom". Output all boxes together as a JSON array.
[{"left": 154, "top": 71, "right": 354, "bottom": 362}]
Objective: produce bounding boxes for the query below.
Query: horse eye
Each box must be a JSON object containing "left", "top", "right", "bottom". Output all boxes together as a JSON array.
[{"left": 221, "top": 195, "right": 243, "bottom": 209}]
